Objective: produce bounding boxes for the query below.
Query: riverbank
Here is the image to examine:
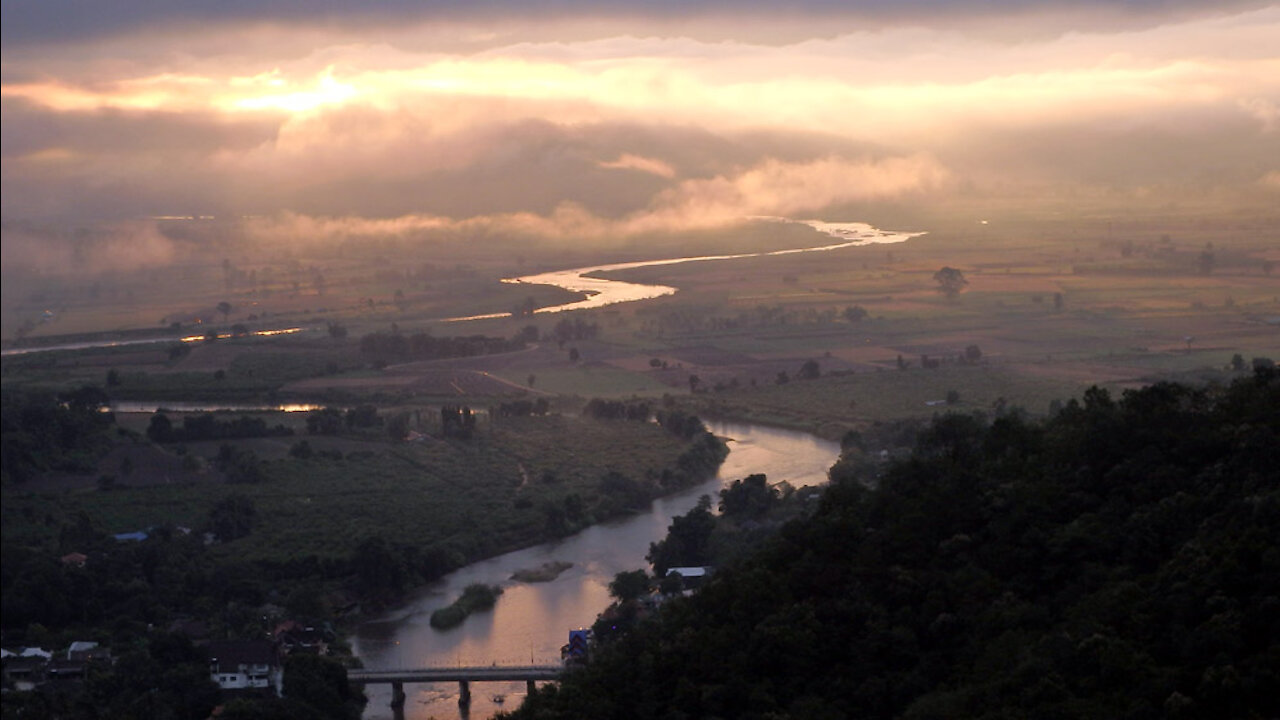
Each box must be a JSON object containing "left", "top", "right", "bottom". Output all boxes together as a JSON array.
[{"left": 353, "top": 420, "right": 841, "bottom": 720}]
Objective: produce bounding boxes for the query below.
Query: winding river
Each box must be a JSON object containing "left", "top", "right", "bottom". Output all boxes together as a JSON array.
[
  {"left": 353, "top": 420, "right": 841, "bottom": 720},
  {"left": 4, "top": 220, "right": 917, "bottom": 350},
  {"left": 447, "top": 220, "right": 920, "bottom": 321}
]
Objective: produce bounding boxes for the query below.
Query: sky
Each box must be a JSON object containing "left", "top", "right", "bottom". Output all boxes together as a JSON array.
[{"left": 2, "top": 0, "right": 1278, "bottom": 255}]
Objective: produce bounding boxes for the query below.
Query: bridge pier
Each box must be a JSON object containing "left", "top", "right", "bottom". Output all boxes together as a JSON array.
[
  {"left": 459, "top": 680, "right": 471, "bottom": 706},
  {"left": 527, "top": 679, "right": 536, "bottom": 695},
  {"left": 390, "top": 682, "right": 405, "bottom": 708}
]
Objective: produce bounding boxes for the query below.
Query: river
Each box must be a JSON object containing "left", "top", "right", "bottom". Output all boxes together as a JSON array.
[
  {"left": 446, "top": 220, "right": 920, "bottom": 321},
  {"left": 5, "top": 220, "right": 917, "bottom": 348},
  {"left": 352, "top": 420, "right": 840, "bottom": 720}
]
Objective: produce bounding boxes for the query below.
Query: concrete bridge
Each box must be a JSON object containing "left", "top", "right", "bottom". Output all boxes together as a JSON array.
[{"left": 348, "top": 665, "right": 565, "bottom": 707}]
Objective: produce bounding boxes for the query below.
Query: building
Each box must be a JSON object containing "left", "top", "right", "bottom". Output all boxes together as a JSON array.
[
  {"left": 207, "top": 640, "right": 281, "bottom": 695},
  {"left": 665, "top": 566, "right": 713, "bottom": 591}
]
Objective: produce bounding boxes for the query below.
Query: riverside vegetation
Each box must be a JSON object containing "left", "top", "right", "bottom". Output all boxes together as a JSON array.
[
  {"left": 430, "top": 584, "right": 505, "bottom": 629},
  {"left": 0, "top": 381, "right": 726, "bottom": 719},
  {"left": 3, "top": 206, "right": 1277, "bottom": 718},
  {"left": 507, "top": 367, "right": 1279, "bottom": 720}
]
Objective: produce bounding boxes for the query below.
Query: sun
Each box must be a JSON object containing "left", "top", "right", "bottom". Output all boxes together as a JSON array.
[{"left": 225, "top": 66, "right": 358, "bottom": 114}]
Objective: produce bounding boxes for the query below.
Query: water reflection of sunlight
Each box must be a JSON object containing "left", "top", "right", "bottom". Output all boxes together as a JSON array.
[
  {"left": 446, "top": 221, "right": 922, "bottom": 323},
  {"left": 181, "top": 327, "right": 303, "bottom": 343}
]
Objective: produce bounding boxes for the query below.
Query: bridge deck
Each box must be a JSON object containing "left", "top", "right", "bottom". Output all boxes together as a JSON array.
[{"left": 349, "top": 665, "right": 563, "bottom": 684}]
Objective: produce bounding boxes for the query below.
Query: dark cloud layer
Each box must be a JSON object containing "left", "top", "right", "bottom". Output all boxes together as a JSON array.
[
  {"left": 3, "top": 0, "right": 1271, "bottom": 45},
  {"left": 2, "top": 0, "right": 1274, "bottom": 229},
  {"left": 1, "top": 99, "right": 278, "bottom": 159}
]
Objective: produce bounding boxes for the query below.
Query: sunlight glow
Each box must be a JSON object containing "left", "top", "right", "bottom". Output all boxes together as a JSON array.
[{"left": 228, "top": 68, "right": 358, "bottom": 113}]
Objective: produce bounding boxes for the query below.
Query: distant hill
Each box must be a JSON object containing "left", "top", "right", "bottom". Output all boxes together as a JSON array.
[{"left": 509, "top": 368, "right": 1279, "bottom": 720}]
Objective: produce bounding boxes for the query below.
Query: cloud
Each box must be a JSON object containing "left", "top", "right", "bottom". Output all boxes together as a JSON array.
[
  {"left": 599, "top": 154, "right": 677, "bottom": 179},
  {"left": 3, "top": 0, "right": 1272, "bottom": 46},
  {"left": 0, "top": 220, "right": 178, "bottom": 274},
  {"left": 2, "top": 3, "right": 1276, "bottom": 222},
  {"left": 234, "top": 152, "right": 948, "bottom": 250},
  {"left": 1240, "top": 98, "right": 1280, "bottom": 133},
  {"left": 629, "top": 154, "right": 949, "bottom": 233}
]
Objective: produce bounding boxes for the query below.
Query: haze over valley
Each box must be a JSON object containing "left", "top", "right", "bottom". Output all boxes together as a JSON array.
[{"left": 2, "top": 2, "right": 1277, "bottom": 719}]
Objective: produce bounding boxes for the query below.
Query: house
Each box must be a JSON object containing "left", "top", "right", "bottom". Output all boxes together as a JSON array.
[
  {"left": 66, "top": 641, "right": 112, "bottom": 664},
  {"left": 665, "top": 566, "right": 713, "bottom": 592},
  {"left": 46, "top": 657, "right": 87, "bottom": 680},
  {"left": 2, "top": 655, "right": 46, "bottom": 688},
  {"left": 207, "top": 640, "right": 281, "bottom": 695},
  {"left": 272, "top": 621, "right": 328, "bottom": 655},
  {"left": 60, "top": 552, "right": 88, "bottom": 568}
]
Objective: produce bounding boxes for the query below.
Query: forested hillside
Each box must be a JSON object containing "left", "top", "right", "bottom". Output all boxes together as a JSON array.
[{"left": 511, "top": 368, "right": 1279, "bottom": 720}]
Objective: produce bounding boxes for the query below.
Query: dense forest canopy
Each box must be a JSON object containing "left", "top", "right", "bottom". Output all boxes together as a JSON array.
[{"left": 510, "top": 368, "right": 1279, "bottom": 720}]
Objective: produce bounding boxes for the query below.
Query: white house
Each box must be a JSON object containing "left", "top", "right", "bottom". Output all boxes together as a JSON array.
[{"left": 207, "top": 640, "right": 281, "bottom": 695}]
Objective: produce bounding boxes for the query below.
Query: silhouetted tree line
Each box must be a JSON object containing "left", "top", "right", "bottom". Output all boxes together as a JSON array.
[
  {"left": 583, "top": 398, "right": 652, "bottom": 421},
  {"left": 495, "top": 398, "right": 551, "bottom": 417},
  {"left": 511, "top": 367, "right": 1280, "bottom": 720},
  {"left": 146, "top": 412, "right": 293, "bottom": 443},
  {"left": 1, "top": 386, "right": 113, "bottom": 482},
  {"left": 551, "top": 316, "right": 598, "bottom": 346},
  {"left": 358, "top": 331, "right": 524, "bottom": 362},
  {"left": 306, "top": 405, "right": 383, "bottom": 436},
  {"left": 215, "top": 444, "right": 266, "bottom": 484},
  {"left": 441, "top": 405, "right": 477, "bottom": 439},
  {"left": 654, "top": 409, "right": 708, "bottom": 440}
]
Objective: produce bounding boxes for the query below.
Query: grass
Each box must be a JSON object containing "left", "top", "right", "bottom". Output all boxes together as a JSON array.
[
  {"left": 429, "top": 583, "right": 503, "bottom": 629},
  {"left": 1, "top": 412, "right": 703, "bottom": 570},
  {"left": 506, "top": 363, "right": 672, "bottom": 398},
  {"left": 4, "top": 204, "right": 1278, "bottom": 570},
  {"left": 683, "top": 363, "right": 1089, "bottom": 439}
]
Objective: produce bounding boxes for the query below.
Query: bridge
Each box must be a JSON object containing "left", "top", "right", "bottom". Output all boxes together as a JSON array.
[{"left": 348, "top": 665, "right": 565, "bottom": 707}]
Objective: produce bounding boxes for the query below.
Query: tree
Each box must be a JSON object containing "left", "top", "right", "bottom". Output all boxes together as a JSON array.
[
  {"left": 933, "top": 266, "right": 968, "bottom": 299},
  {"left": 609, "top": 570, "right": 651, "bottom": 603},
  {"left": 307, "top": 407, "right": 345, "bottom": 436},
  {"left": 283, "top": 654, "right": 364, "bottom": 720},
  {"left": 208, "top": 494, "right": 256, "bottom": 542},
  {"left": 688, "top": 374, "right": 700, "bottom": 393},
  {"left": 646, "top": 496, "right": 716, "bottom": 576},
  {"left": 147, "top": 413, "right": 174, "bottom": 442},
  {"left": 843, "top": 305, "right": 868, "bottom": 323},
  {"left": 1197, "top": 245, "right": 1216, "bottom": 276},
  {"left": 216, "top": 301, "right": 232, "bottom": 322},
  {"left": 345, "top": 404, "right": 382, "bottom": 429},
  {"left": 798, "top": 359, "right": 821, "bottom": 380},
  {"left": 569, "top": 347, "right": 580, "bottom": 363},
  {"left": 719, "top": 473, "right": 777, "bottom": 519},
  {"left": 964, "top": 345, "right": 982, "bottom": 363},
  {"left": 387, "top": 412, "right": 410, "bottom": 441},
  {"left": 352, "top": 535, "right": 408, "bottom": 596}
]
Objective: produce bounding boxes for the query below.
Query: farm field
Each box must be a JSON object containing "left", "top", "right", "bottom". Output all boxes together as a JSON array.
[{"left": 3, "top": 202, "right": 1277, "bottom": 605}]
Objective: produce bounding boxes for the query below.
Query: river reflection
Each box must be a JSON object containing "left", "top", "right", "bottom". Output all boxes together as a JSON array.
[
  {"left": 445, "top": 220, "right": 920, "bottom": 322},
  {"left": 354, "top": 420, "right": 840, "bottom": 720},
  {"left": 108, "top": 401, "right": 325, "bottom": 414}
]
